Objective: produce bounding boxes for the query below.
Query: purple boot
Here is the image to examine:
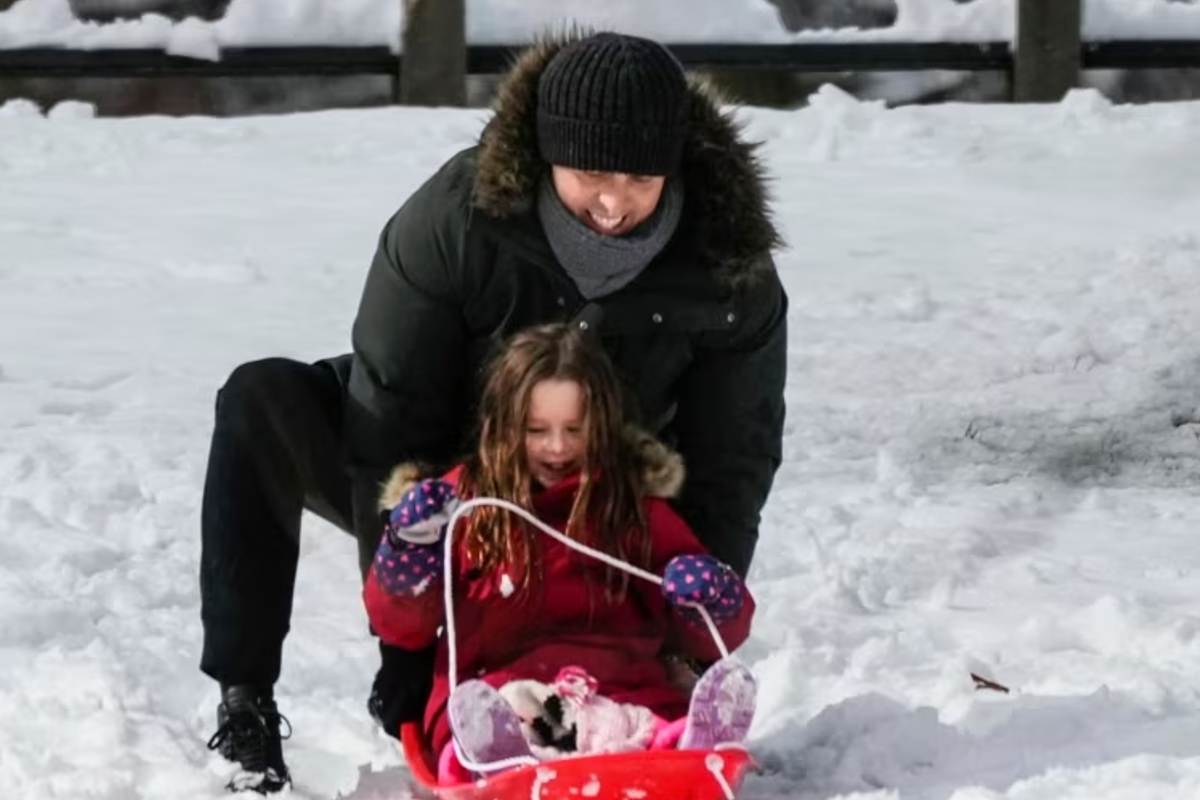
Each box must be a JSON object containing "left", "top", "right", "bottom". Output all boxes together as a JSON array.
[
  {"left": 447, "top": 679, "right": 535, "bottom": 772},
  {"left": 679, "top": 659, "right": 757, "bottom": 750}
]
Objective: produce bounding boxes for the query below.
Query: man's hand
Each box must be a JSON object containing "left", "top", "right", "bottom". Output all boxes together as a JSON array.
[{"left": 368, "top": 642, "right": 437, "bottom": 739}]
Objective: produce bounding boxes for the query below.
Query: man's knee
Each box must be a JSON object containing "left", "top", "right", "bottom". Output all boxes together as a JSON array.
[
  {"left": 215, "top": 358, "right": 328, "bottom": 437},
  {"left": 217, "top": 358, "right": 294, "bottom": 415}
]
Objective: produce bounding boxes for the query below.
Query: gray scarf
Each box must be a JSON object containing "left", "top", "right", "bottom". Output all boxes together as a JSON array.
[{"left": 537, "top": 175, "right": 684, "bottom": 300}]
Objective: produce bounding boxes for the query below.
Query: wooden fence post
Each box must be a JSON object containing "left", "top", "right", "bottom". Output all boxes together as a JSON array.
[
  {"left": 398, "top": 0, "right": 466, "bottom": 106},
  {"left": 1014, "top": 0, "right": 1082, "bottom": 101}
]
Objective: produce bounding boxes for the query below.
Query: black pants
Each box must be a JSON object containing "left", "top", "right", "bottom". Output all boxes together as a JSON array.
[{"left": 199, "top": 356, "right": 432, "bottom": 726}]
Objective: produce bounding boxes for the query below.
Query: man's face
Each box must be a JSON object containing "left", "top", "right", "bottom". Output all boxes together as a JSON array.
[{"left": 551, "top": 166, "right": 667, "bottom": 237}]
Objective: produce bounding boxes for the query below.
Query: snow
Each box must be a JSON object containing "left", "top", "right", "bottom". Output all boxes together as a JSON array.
[
  {"left": 3, "top": 87, "right": 1200, "bottom": 798},
  {"left": 2, "top": 0, "right": 1200, "bottom": 55}
]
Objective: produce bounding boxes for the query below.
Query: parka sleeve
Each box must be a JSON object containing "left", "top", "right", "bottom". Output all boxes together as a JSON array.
[
  {"left": 363, "top": 561, "right": 444, "bottom": 650},
  {"left": 345, "top": 149, "right": 477, "bottom": 480},
  {"left": 670, "top": 263, "right": 787, "bottom": 577}
]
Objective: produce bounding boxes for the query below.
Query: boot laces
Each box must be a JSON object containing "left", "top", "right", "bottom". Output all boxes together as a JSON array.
[{"left": 207, "top": 703, "right": 292, "bottom": 778}]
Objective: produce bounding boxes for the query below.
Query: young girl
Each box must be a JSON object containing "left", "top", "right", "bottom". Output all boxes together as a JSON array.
[{"left": 363, "top": 324, "right": 756, "bottom": 782}]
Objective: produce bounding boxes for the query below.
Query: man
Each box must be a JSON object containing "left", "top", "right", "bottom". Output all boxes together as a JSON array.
[{"left": 199, "top": 31, "right": 786, "bottom": 793}]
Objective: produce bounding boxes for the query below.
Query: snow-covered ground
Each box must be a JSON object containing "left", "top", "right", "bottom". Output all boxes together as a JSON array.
[
  {"left": 3, "top": 89, "right": 1200, "bottom": 799},
  {"left": 2, "top": 0, "right": 1200, "bottom": 54}
]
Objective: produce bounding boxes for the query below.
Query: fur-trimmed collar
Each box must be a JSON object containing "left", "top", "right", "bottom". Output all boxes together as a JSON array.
[
  {"left": 378, "top": 426, "right": 685, "bottom": 510},
  {"left": 472, "top": 33, "right": 782, "bottom": 287}
]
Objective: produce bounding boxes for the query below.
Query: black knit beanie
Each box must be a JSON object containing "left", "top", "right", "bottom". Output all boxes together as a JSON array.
[{"left": 537, "top": 33, "right": 689, "bottom": 176}]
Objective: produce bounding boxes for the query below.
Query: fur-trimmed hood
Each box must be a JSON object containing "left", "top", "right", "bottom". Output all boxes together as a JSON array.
[
  {"left": 472, "top": 33, "right": 782, "bottom": 287},
  {"left": 378, "top": 426, "right": 685, "bottom": 510}
]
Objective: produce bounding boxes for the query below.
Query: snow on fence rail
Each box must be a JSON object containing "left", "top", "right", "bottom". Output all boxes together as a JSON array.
[{"left": 1, "top": 0, "right": 1199, "bottom": 103}]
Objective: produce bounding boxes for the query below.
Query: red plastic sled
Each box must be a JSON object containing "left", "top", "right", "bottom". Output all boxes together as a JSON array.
[{"left": 401, "top": 722, "right": 753, "bottom": 800}]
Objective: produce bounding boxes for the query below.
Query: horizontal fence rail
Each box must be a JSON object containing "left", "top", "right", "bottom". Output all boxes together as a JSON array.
[
  {"left": 1, "top": 40, "right": 1198, "bottom": 81},
  {"left": 0, "top": 46, "right": 399, "bottom": 78},
  {"left": 1083, "top": 39, "right": 1200, "bottom": 69}
]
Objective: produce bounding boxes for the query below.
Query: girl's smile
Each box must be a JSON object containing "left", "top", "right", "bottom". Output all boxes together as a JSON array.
[{"left": 525, "top": 379, "right": 587, "bottom": 488}]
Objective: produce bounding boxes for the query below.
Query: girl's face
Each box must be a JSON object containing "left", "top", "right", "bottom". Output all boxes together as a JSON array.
[{"left": 525, "top": 378, "right": 587, "bottom": 489}]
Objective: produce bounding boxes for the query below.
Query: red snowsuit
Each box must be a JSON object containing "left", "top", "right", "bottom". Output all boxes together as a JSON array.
[{"left": 363, "top": 467, "right": 754, "bottom": 756}]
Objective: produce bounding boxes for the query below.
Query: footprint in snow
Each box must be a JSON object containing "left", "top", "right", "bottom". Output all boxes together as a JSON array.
[
  {"left": 52, "top": 371, "right": 131, "bottom": 392},
  {"left": 39, "top": 399, "right": 115, "bottom": 420}
]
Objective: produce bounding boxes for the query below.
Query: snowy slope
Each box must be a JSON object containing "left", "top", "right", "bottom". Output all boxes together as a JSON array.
[{"left": 2, "top": 91, "right": 1200, "bottom": 799}]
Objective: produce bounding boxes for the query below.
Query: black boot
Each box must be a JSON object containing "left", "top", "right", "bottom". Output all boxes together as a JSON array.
[{"left": 207, "top": 685, "right": 292, "bottom": 794}]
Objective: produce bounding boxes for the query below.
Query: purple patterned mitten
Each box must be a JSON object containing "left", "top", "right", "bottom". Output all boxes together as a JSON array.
[
  {"left": 388, "top": 478, "right": 459, "bottom": 545},
  {"left": 661, "top": 554, "right": 745, "bottom": 624},
  {"left": 373, "top": 534, "right": 444, "bottom": 597}
]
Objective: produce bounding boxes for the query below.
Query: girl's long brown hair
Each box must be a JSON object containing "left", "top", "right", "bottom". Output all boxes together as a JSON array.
[{"left": 456, "top": 324, "right": 649, "bottom": 598}]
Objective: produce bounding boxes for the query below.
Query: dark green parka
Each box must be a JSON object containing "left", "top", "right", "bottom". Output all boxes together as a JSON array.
[{"left": 346, "top": 38, "right": 787, "bottom": 576}]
